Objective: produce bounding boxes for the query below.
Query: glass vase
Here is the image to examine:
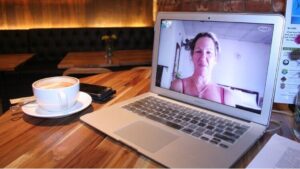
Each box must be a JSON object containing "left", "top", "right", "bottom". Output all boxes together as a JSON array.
[{"left": 105, "top": 44, "right": 113, "bottom": 64}]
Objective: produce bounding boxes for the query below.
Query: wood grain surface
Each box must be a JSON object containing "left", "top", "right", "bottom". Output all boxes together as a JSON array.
[
  {"left": 0, "top": 68, "right": 297, "bottom": 168},
  {"left": 0, "top": 54, "right": 33, "bottom": 71},
  {"left": 0, "top": 68, "right": 159, "bottom": 168}
]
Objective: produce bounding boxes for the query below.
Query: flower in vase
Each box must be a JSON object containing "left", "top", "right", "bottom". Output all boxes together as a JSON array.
[
  {"left": 101, "top": 34, "right": 117, "bottom": 60},
  {"left": 101, "top": 34, "right": 117, "bottom": 42}
]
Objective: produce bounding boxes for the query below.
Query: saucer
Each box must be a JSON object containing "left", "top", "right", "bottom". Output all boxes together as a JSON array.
[{"left": 22, "top": 91, "right": 92, "bottom": 118}]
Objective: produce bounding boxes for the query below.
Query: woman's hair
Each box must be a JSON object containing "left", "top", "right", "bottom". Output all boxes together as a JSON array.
[{"left": 189, "top": 32, "right": 220, "bottom": 57}]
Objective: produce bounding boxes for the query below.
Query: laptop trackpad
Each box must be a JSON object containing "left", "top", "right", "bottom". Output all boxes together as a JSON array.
[{"left": 114, "top": 121, "right": 178, "bottom": 153}]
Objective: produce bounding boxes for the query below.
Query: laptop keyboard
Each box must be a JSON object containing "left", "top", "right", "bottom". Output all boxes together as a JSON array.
[{"left": 122, "top": 96, "right": 250, "bottom": 149}]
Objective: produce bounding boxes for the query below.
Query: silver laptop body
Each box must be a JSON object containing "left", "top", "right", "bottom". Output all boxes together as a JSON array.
[{"left": 81, "top": 12, "right": 284, "bottom": 168}]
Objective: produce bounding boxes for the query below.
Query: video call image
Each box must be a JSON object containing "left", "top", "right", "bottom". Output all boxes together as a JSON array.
[{"left": 156, "top": 20, "right": 274, "bottom": 113}]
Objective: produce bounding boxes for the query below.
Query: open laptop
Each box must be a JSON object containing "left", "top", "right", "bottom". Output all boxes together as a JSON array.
[{"left": 81, "top": 12, "right": 284, "bottom": 168}]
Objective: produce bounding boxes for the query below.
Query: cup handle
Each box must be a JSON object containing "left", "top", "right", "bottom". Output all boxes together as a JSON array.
[{"left": 59, "top": 92, "right": 68, "bottom": 110}]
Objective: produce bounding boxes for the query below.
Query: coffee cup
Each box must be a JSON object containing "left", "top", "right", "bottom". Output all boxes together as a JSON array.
[{"left": 32, "top": 76, "right": 79, "bottom": 112}]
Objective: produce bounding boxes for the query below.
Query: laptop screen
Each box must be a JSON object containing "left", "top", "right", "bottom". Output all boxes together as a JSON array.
[{"left": 155, "top": 19, "right": 275, "bottom": 115}]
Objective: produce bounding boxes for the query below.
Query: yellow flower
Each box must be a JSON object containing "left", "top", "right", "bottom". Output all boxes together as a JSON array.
[
  {"left": 101, "top": 34, "right": 117, "bottom": 41},
  {"left": 111, "top": 34, "right": 117, "bottom": 40},
  {"left": 101, "top": 35, "right": 109, "bottom": 41}
]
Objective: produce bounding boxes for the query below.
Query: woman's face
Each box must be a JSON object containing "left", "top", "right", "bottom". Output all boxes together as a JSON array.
[{"left": 192, "top": 37, "right": 217, "bottom": 79}]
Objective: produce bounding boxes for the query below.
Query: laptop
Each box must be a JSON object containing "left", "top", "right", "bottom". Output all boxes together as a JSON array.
[{"left": 81, "top": 12, "right": 284, "bottom": 168}]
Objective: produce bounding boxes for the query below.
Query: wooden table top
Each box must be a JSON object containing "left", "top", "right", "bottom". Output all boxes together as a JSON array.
[
  {"left": 0, "top": 53, "right": 33, "bottom": 71},
  {"left": 0, "top": 68, "right": 298, "bottom": 168},
  {"left": 58, "top": 50, "right": 152, "bottom": 69}
]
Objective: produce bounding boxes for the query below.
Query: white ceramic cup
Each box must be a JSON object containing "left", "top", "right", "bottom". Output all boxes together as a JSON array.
[{"left": 32, "top": 76, "right": 79, "bottom": 112}]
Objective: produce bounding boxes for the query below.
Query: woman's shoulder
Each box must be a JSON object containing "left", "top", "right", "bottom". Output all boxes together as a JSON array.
[{"left": 170, "top": 78, "right": 184, "bottom": 92}]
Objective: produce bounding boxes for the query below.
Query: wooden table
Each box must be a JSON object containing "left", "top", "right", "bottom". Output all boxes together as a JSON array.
[
  {"left": 0, "top": 68, "right": 298, "bottom": 168},
  {"left": 58, "top": 50, "right": 152, "bottom": 69},
  {"left": 0, "top": 53, "right": 33, "bottom": 111},
  {"left": 0, "top": 54, "right": 33, "bottom": 71}
]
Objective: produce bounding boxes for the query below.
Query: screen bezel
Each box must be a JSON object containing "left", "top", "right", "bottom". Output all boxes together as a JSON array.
[{"left": 150, "top": 12, "right": 285, "bottom": 126}]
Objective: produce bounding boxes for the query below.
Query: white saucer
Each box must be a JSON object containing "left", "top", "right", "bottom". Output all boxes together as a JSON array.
[{"left": 22, "top": 91, "right": 92, "bottom": 118}]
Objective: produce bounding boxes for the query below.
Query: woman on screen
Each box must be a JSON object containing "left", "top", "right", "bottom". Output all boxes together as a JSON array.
[{"left": 170, "top": 32, "right": 235, "bottom": 106}]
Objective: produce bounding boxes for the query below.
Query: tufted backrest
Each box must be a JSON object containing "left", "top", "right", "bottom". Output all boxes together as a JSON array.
[
  {"left": 103, "top": 27, "right": 154, "bottom": 50},
  {"left": 0, "top": 30, "right": 29, "bottom": 54},
  {"left": 29, "top": 27, "right": 154, "bottom": 62},
  {"left": 29, "top": 28, "right": 70, "bottom": 62}
]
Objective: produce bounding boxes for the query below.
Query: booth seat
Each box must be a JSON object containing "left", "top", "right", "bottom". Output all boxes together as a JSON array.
[
  {"left": 0, "top": 27, "right": 154, "bottom": 99},
  {"left": 0, "top": 30, "right": 29, "bottom": 54},
  {"left": 27, "top": 27, "right": 153, "bottom": 68}
]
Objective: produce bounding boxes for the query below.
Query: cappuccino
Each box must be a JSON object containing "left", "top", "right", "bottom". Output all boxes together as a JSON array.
[
  {"left": 33, "top": 76, "right": 79, "bottom": 112},
  {"left": 38, "top": 81, "right": 74, "bottom": 89}
]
